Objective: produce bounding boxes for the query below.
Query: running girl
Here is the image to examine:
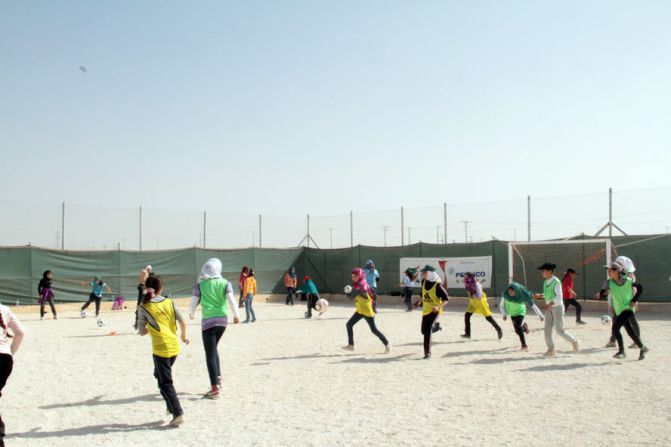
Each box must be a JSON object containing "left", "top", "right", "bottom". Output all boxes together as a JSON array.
[
  {"left": 562, "top": 268, "right": 586, "bottom": 325},
  {"left": 80, "top": 276, "right": 111, "bottom": 318},
  {"left": 342, "top": 268, "right": 390, "bottom": 353},
  {"left": 598, "top": 261, "right": 648, "bottom": 360},
  {"left": 137, "top": 275, "right": 189, "bottom": 427},
  {"left": 461, "top": 272, "right": 502, "bottom": 340},
  {"left": 283, "top": 267, "right": 297, "bottom": 306},
  {"left": 297, "top": 276, "right": 320, "bottom": 319},
  {"left": 417, "top": 265, "right": 449, "bottom": 359},
  {"left": 400, "top": 267, "right": 418, "bottom": 312},
  {"left": 499, "top": 282, "right": 544, "bottom": 351},
  {"left": 189, "top": 258, "right": 240, "bottom": 399},
  {"left": 0, "top": 302, "right": 25, "bottom": 445},
  {"left": 37, "top": 270, "right": 57, "bottom": 320},
  {"left": 533, "top": 263, "right": 579, "bottom": 357}
]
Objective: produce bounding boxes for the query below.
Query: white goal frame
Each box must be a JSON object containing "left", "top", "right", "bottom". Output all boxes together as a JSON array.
[{"left": 508, "top": 239, "right": 612, "bottom": 284}]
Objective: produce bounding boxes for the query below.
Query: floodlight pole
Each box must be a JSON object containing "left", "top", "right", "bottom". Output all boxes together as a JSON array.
[
  {"left": 61, "top": 201, "right": 65, "bottom": 251},
  {"left": 139, "top": 206, "right": 143, "bottom": 251},
  {"left": 443, "top": 202, "right": 447, "bottom": 244},
  {"left": 527, "top": 195, "right": 531, "bottom": 242},
  {"left": 203, "top": 211, "right": 207, "bottom": 248},
  {"left": 401, "top": 206, "right": 405, "bottom": 246},
  {"left": 350, "top": 211, "right": 353, "bottom": 247},
  {"left": 258, "top": 214, "right": 262, "bottom": 248},
  {"left": 594, "top": 188, "right": 628, "bottom": 237}
]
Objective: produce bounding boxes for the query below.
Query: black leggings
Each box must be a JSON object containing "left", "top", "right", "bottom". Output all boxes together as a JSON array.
[
  {"left": 346, "top": 313, "right": 388, "bottom": 346},
  {"left": 285, "top": 287, "right": 295, "bottom": 305},
  {"left": 563, "top": 299, "right": 583, "bottom": 321},
  {"left": 612, "top": 310, "right": 643, "bottom": 352},
  {"left": 81, "top": 293, "right": 101, "bottom": 316},
  {"left": 421, "top": 312, "right": 440, "bottom": 355},
  {"left": 0, "top": 354, "right": 13, "bottom": 443},
  {"left": 464, "top": 312, "right": 501, "bottom": 337},
  {"left": 152, "top": 355, "right": 183, "bottom": 417},
  {"left": 609, "top": 311, "right": 640, "bottom": 343},
  {"left": 403, "top": 287, "right": 413, "bottom": 310},
  {"left": 511, "top": 315, "right": 527, "bottom": 348},
  {"left": 40, "top": 298, "right": 57, "bottom": 318},
  {"left": 202, "top": 326, "right": 226, "bottom": 386},
  {"left": 306, "top": 293, "right": 318, "bottom": 317}
]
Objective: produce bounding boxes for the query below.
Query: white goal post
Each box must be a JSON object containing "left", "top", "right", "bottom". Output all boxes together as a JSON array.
[{"left": 508, "top": 239, "right": 612, "bottom": 298}]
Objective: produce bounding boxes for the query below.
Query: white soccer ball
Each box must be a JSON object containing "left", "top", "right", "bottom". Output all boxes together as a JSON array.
[
  {"left": 80, "top": 310, "right": 87, "bottom": 318},
  {"left": 315, "top": 299, "right": 329, "bottom": 313},
  {"left": 97, "top": 318, "right": 106, "bottom": 327},
  {"left": 344, "top": 285, "right": 352, "bottom": 294},
  {"left": 601, "top": 315, "right": 612, "bottom": 325}
]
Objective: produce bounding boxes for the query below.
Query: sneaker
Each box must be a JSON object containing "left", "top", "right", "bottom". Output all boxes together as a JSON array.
[
  {"left": 40, "top": 316, "right": 44, "bottom": 321},
  {"left": 169, "top": 414, "right": 185, "bottom": 427},
  {"left": 613, "top": 351, "right": 626, "bottom": 359},
  {"left": 522, "top": 323, "right": 529, "bottom": 334},
  {"left": 572, "top": 340, "right": 580, "bottom": 352},
  {"left": 80, "top": 310, "right": 87, "bottom": 318},
  {"left": 638, "top": 345, "right": 649, "bottom": 361},
  {"left": 431, "top": 323, "right": 442, "bottom": 333},
  {"left": 423, "top": 353, "right": 431, "bottom": 360},
  {"left": 605, "top": 340, "right": 616, "bottom": 348},
  {"left": 217, "top": 376, "right": 222, "bottom": 387},
  {"left": 53, "top": 315, "right": 58, "bottom": 320},
  {"left": 251, "top": 319, "right": 256, "bottom": 323},
  {"left": 341, "top": 345, "right": 354, "bottom": 351},
  {"left": 203, "top": 390, "right": 220, "bottom": 400},
  {"left": 496, "top": 328, "right": 503, "bottom": 340},
  {"left": 521, "top": 346, "right": 529, "bottom": 352},
  {"left": 384, "top": 344, "right": 391, "bottom": 354},
  {"left": 460, "top": 334, "right": 471, "bottom": 339},
  {"left": 629, "top": 342, "right": 638, "bottom": 349},
  {"left": 576, "top": 320, "right": 587, "bottom": 325},
  {"left": 543, "top": 349, "right": 557, "bottom": 358}
]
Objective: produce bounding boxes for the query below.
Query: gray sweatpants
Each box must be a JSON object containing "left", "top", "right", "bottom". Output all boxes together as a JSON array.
[{"left": 544, "top": 306, "right": 576, "bottom": 349}]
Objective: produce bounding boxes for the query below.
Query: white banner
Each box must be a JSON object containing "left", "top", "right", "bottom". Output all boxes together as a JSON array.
[{"left": 399, "top": 256, "right": 493, "bottom": 289}]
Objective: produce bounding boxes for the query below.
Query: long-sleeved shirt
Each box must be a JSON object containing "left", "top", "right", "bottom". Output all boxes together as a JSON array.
[
  {"left": 283, "top": 274, "right": 297, "bottom": 288},
  {"left": 0, "top": 305, "right": 25, "bottom": 356},
  {"left": 499, "top": 296, "right": 543, "bottom": 319},
  {"left": 243, "top": 276, "right": 257, "bottom": 296},
  {"left": 189, "top": 279, "right": 240, "bottom": 330}
]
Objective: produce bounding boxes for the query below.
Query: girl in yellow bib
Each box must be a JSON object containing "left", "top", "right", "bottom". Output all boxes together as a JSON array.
[
  {"left": 418, "top": 265, "right": 449, "bottom": 359},
  {"left": 342, "top": 268, "right": 390, "bottom": 353},
  {"left": 461, "top": 272, "right": 502, "bottom": 340},
  {"left": 138, "top": 275, "right": 190, "bottom": 427}
]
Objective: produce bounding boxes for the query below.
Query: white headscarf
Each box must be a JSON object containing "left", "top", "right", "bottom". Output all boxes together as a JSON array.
[
  {"left": 614, "top": 256, "right": 636, "bottom": 274},
  {"left": 425, "top": 271, "right": 442, "bottom": 283},
  {"left": 199, "top": 258, "right": 223, "bottom": 282}
]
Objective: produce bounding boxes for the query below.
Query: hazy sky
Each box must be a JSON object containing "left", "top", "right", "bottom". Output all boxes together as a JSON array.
[{"left": 1, "top": 0, "right": 670, "bottom": 220}]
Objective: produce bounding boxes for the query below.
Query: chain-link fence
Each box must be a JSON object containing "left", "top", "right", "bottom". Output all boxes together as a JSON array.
[{"left": 2, "top": 186, "right": 670, "bottom": 250}]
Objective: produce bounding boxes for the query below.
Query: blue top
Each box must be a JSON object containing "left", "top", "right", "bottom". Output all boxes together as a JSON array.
[
  {"left": 298, "top": 279, "right": 319, "bottom": 295},
  {"left": 365, "top": 267, "right": 379, "bottom": 289},
  {"left": 90, "top": 282, "right": 107, "bottom": 297}
]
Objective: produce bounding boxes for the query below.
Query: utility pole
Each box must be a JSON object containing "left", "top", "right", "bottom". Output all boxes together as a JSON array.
[
  {"left": 61, "top": 201, "right": 65, "bottom": 251},
  {"left": 462, "top": 220, "right": 471, "bottom": 243},
  {"left": 401, "top": 207, "right": 405, "bottom": 246},
  {"left": 203, "top": 211, "right": 207, "bottom": 248},
  {"left": 436, "top": 226, "right": 440, "bottom": 244},
  {"left": 328, "top": 227, "right": 334, "bottom": 249},
  {"left": 408, "top": 227, "right": 413, "bottom": 245},
  {"left": 382, "top": 225, "right": 389, "bottom": 247}
]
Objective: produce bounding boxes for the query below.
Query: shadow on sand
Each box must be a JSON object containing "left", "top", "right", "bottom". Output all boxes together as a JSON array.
[
  {"left": 40, "top": 393, "right": 204, "bottom": 410},
  {"left": 10, "top": 420, "right": 171, "bottom": 439}
]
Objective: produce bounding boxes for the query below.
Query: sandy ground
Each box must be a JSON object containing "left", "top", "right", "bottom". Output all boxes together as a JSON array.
[{"left": 3, "top": 297, "right": 671, "bottom": 447}]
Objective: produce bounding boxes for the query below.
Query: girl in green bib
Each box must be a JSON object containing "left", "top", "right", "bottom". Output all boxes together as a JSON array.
[
  {"left": 532, "top": 263, "right": 579, "bottom": 357},
  {"left": 598, "top": 261, "right": 648, "bottom": 360},
  {"left": 138, "top": 275, "right": 190, "bottom": 427},
  {"left": 500, "top": 282, "right": 544, "bottom": 351}
]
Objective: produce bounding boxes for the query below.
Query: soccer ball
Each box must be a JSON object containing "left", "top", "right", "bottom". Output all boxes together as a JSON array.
[
  {"left": 80, "top": 310, "right": 87, "bottom": 318},
  {"left": 344, "top": 285, "right": 352, "bottom": 294},
  {"left": 315, "top": 299, "right": 329, "bottom": 313},
  {"left": 97, "top": 318, "right": 106, "bottom": 327},
  {"left": 601, "top": 315, "right": 612, "bottom": 325}
]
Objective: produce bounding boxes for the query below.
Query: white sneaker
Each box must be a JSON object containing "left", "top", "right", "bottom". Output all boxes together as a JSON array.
[
  {"left": 80, "top": 310, "right": 87, "bottom": 318},
  {"left": 572, "top": 340, "right": 580, "bottom": 353},
  {"left": 384, "top": 344, "right": 391, "bottom": 354}
]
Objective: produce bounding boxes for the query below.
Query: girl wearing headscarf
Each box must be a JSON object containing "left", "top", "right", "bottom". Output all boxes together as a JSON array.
[
  {"left": 461, "top": 272, "right": 502, "bottom": 340},
  {"left": 499, "top": 282, "right": 544, "bottom": 351},
  {"left": 189, "top": 258, "right": 240, "bottom": 399},
  {"left": 418, "top": 266, "right": 449, "bottom": 359},
  {"left": 342, "top": 268, "right": 390, "bottom": 353},
  {"left": 400, "top": 267, "right": 418, "bottom": 311},
  {"left": 283, "top": 267, "right": 297, "bottom": 306},
  {"left": 297, "top": 276, "right": 319, "bottom": 319},
  {"left": 37, "top": 270, "right": 57, "bottom": 320}
]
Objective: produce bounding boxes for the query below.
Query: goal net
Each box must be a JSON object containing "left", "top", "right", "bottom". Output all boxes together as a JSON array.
[{"left": 508, "top": 239, "right": 613, "bottom": 299}]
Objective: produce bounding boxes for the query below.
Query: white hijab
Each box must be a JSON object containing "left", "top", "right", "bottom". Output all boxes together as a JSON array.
[
  {"left": 425, "top": 271, "right": 442, "bottom": 283},
  {"left": 199, "top": 258, "right": 223, "bottom": 282},
  {"left": 614, "top": 256, "right": 636, "bottom": 274}
]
